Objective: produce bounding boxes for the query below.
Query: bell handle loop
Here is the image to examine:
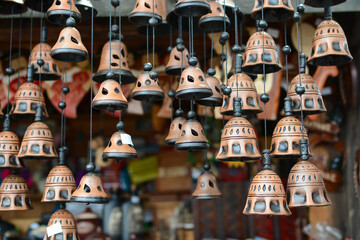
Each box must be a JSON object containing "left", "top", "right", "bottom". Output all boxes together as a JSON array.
[
  {"left": 284, "top": 97, "right": 293, "bottom": 116},
  {"left": 324, "top": 7, "right": 332, "bottom": 20},
  {"left": 40, "top": 26, "right": 47, "bottom": 43},
  {"left": 262, "top": 149, "right": 271, "bottom": 170},
  {"left": 58, "top": 147, "right": 65, "bottom": 165},
  {"left": 34, "top": 104, "right": 43, "bottom": 122},
  {"left": 233, "top": 97, "right": 242, "bottom": 117},
  {"left": 3, "top": 114, "right": 10, "bottom": 131},
  {"left": 299, "top": 53, "right": 306, "bottom": 74}
]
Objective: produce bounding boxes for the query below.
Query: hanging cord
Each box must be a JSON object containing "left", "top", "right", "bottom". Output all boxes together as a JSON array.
[
  {"left": 63, "top": 64, "right": 67, "bottom": 147},
  {"left": 6, "top": 5, "right": 14, "bottom": 115},
  {"left": 203, "top": 107, "right": 209, "bottom": 168},
  {"left": 210, "top": 31, "right": 214, "bottom": 68},
  {"left": 109, "top": 0, "right": 112, "bottom": 72},
  {"left": 178, "top": 16, "right": 183, "bottom": 112},
  {"left": 29, "top": 9, "right": 33, "bottom": 53},
  {"left": 38, "top": 4, "right": 44, "bottom": 106},
  {"left": 118, "top": 0, "right": 122, "bottom": 121},
  {"left": 261, "top": 0, "right": 268, "bottom": 150},
  {"left": 17, "top": 13, "right": 22, "bottom": 88},
  {"left": 60, "top": 64, "right": 65, "bottom": 149},
  {"left": 152, "top": 0, "right": 156, "bottom": 69},
  {"left": 203, "top": 32, "right": 206, "bottom": 72},
  {"left": 223, "top": 0, "right": 228, "bottom": 86},
  {"left": 296, "top": 20, "right": 305, "bottom": 140},
  {"left": 169, "top": 25, "right": 174, "bottom": 122},
  {"left": 284, "top": 20, "right": 290, "bottom": 95},
  {"left": 146, "top": 26, "right": 149, "bottom": 63}
]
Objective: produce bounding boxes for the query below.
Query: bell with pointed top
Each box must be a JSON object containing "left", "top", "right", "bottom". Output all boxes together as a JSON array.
[
  {"left": 71, "top": 173, "right": 109, "bottom": 204},
  {"left": 0, "top": 0, "right": 27, "bottom": 15},
  {"left": 46, "top": 0, "right": 81, "bottom": 25},
  {"left": 196, "top": 72, "right": 223, "bottom": 107},
  {"left": 199, "top": 1, "right": 230, "bottom": 32},
  {"left": 44, "top": 209, "right": 80, "bottom": 240},
  {"left": 24, "top": 0, "right": 53, "bottom": 12},
  {"left": 192, "top": 170, "right": 222, "bottom": 199},
  {"left": 128, "top": 0, "right": 162, "bottom": 26},
  {"left": 165, "top": 110, "right": 186, "bottom": 145},
  {"left": 304, "top": 0, "right": 346, "bottom": 8},
  {"left": 174, "top": 0, "right": 210, "bottom": 18},
  {"left": 165, "top": 46, "right": 190, "bottom": 76},
  {"left": 0, "top": 174, "right": 32, "bottom": 211},
  {"left": 75, "top": 0, "right": 97, "bottom": 20},
  {"left": 252, "top": 0, "right": 294, "bottom": 22}
]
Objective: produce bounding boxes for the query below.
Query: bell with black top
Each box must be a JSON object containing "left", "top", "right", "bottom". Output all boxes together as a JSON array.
[
  {"left": 128, "top": 0, "right": 162, "bottom": 26},
  {"left": 251, "top": 0, "right": 294, "bottom": 22}
]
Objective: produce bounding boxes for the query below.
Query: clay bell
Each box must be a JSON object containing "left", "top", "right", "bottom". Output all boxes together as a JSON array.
[
  {"left": 92, "top": 72, "right": 128, "bottom": 112},
  {"left": 0, "top": 0, "right": 27, "bottom": 15},
  {"left": 25, "top": 0, "right": 53, "bottom": 12},
  {"left": 71, "top": 173, "right": 109, "bottom": 204},
  {"left": 131, "top": 64, "right": 165, "bottom": 102},
  {"left": 129, "top": 0, "right": 162, "bottom": 26},
  {"left": 307, "top": 18, "right": 352, "bottom": 66},
  {"left": 0, "top": 174, "right": 32, "bottom": 211},
  {"left": 93, "top": 39, "right": 136, "bottom": 84},
  {"left": 136, "top": 0, "right": 169, "bottom": 35},
  {"left": 10, "top": 65, "right": 49, "bottom": 120},
  {"left": 46, "top": 0, "right": 81, "bottom": 25},
  {"left": 174, "top": 0, "right": 210, "bottom": 18},
  {"left": 76, "top": 0, "right": 98, "bottom": 20},
  {"left": 29, "top": 27, "right": 61, "bottom": 81},
  {"left": 287, "top": 160, "right": 331, "bottom": 207},
  {"left": 192, "top": 169, "right": 222, "bottom": 199},
  {"left": 165, "top": 109, "right": 186, "bottom": 145},
  {"left": 304, "top": 0, "right": 346, "bottom": 8},
  {"left": 196, "top": 70, "right": 223, "bottom": 107},
  {"left": 44, "top": 209, "right": 79, "bottom": 240},
  {"left": 51, "top": 17, "right": 88, "bottom": 63},
  {"left": 252, "top": 0, "right": 294, "bottom": 22},
  {"left": 243, "top": 31, "right": 282, "bottom": 74},
  {"left": 198, "top": 1, "right": 230, "bottom": 32},
  {"left": 165, "top": 46, "right": 190, "bottom": 75}
]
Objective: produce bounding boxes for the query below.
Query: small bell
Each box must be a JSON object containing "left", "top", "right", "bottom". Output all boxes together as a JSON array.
[
  {"left": 136, "top": 0, "right": 170, "bottom": 35},
  {"left": 10, "top": 65, "right": 49, "bottom": 120},
  {"left": 165, "top": 109, "right": 186, "bottom": 145},
  {"left": 198, "top": 1, "right": 230, "bottom": 32},
  {"left": 29, "top": 26, "right": 61, "bottom": 81},
  {"left": 165, "top": 46, "right": 190, "bottom": 76},
  {"left": 192, "top": 163, "right": 222, "bottom": 199},
  {"left": 46, "top": 0, "right": 82, "bottom": 25},
  {"left": 304, "top": 0, "right": 346, "bottom": 8},
  {"left": 196, "top": 69, "right": 223, "bottom": 107},
  {"left": 174, "top": 0, "right": 210, "bottom": 18},
  {"left": 92, "top": 72, "right": 128, "bottom": 112},
  {"left": 0, "top": 174, "right": 32, "bottom": 211},
  {"left": 24, "top": 0, "right": 53, "bottom": 12},
  {"left": 215, "top": 0, "right": 242, "bottom": 24},
  {"left": 75, "top": 0, "right": 98, "bottom": 20},
  {"left": 43, "top": 208, "right": 80, "bottom": 240},
  {"left": 0, "top": 0, "right": 27, "bottom": 14},
  {"left": 51, "top": 17, "right": 88, "bottom": 63},
  {"left": 251, "top": 0, "right": 294, "bottom": 22},
  {"left": 128, "top": 0, "right": 162, "bottom": 26},
  {"left": 71, "top": 173, "right": 109, "bottom": 204}
]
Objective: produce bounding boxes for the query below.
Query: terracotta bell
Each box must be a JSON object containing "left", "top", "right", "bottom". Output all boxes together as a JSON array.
[
  {"left": 192, "top": 167, "right": 222, "bottom": 199},
  {"left": 24, "top": 0, "right": 53, "bottom": 12},
  {"left": 270, "top": 98, "right": 311, "bottom": 159},
  {"left": 307, "top": 16, "right": 352, "bottom": 66},
  {"left": 165, "top": 109, "right": 186, "bottom": 145},
  {"left": 0, "top": 174, "right": 32, "bottom": 211},
  {"left": 251, "top": 0, "right": 294, "bottom": 22},
  {"left": 0, "top": 0, "right": 27, "bottom": 15},
  {"left": 93, "top": 37, "right": 136, "bottom": 84},
  {"left": 44, "top": 208, "right": 80, "bottom": 240},
  {"left": 131, "top": 64, "right": 165, "bottom": 102},
  {"left": 128, "top": 0, "right": 162, "bottom": 26},
  {"left": 29, "top": 26, "right": 61, "bottom": 81},
  {"left": 174, "top": 0, "right": 211, "bottom": 18},
  {"left": 198, "top": 1, "right": 230, "bottom": 32},
  {"left": 46, "top": 0, "right": 81, "bottom": 25},
  {"left": 92, "top": 72, "right": 128, "bottom": 112},
  {"left": 75, "top": 0, "right": 98, "bottom": 20},
  {"left": 10, "top": 65, "right": 49, "bottom": 120},
  {"left": 196, "top": 69, "right": 223, "bottom": 107},
  {"left": 165, "top": 46, "right": 190, "bottom": 76},
  {"left": 136, "top": 0, "right": 169, "bottom": 35},
  {"left": 243, "top": 30, "right": 282, "bottom": 74},
  {"left": 0, "top": 115, "right": 23, "bottom": 169},
  {"left": 71, "top": 173, "right": 109, "bottom": 204},
  {"left": 18, "top": 104, "right": 58, "bottom": 160},
  {"left": 175, "top": 57, "right": 212, "bottom": 100},
  {"left": 51, "top": 17, "right": 88, "bottom": 63},
  {"left": 304, "top": 0, "right": 346, "bottom": 8}
]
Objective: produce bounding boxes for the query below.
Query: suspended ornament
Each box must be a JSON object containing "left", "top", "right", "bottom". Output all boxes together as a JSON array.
[
  {"left": 192, "top": 163, "right": 222, "bottom": 199},
  {"left": 29, "top": 26, "right": 61, "bottom": 81},
  {"left": 165, "top": 108, "right": 186, "bottom": 145},
  {"left": 165, "top": 46, "right": 190, "bottom": 75},
  {"left": 137, "top": 0, "right": 170, "bottom": 35},
  {"left": 215, "top": 0, "right": 243, "bottom": 24},
  {"left": 44, "top": 208, "right": 80, "bottom": 240},
  {"left": 10, "top": 65, "right": 49, "bottom": 120},
  {"left": 128, "top": 0, "right": 162, "bottom": 26},
  {"left": 0, "top": 174, "right": 32, "bottom": 211},
  {"left": 198, "top": 1, "right": 230, "bottom": 32},
  {"left": 51, "top": 17, "right": 88, "bottom": 62},
  {"left": 196, "top": 68, "right": 223, "bottom": 107},
  {"left": 24, "top": 0, "right": 53, "bottom": 12},
  {"left": 46, "top": 0, "right": 81, "bottom": 25},
  {"left": 0, "top": 0, "right": 27, "bottom": 14},
  {"left": 174, "top": 0, "right": 210, "bottom": 17},
  {"left": 251, "top": 0, "right": 294, "bottom": 22},
  {"left": 307, "top": 8, "right": 352, "bottom": 66},
  {"left": 76, "top": 0, "right": 98, "bottom": 20},
  {"left": 304, "top": 0, "right": 346, "bottom": 8}
]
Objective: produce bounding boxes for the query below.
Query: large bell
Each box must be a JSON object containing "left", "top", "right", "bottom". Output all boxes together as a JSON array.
[
  {"left": 46, "top": 0, "right": 81, "bottom": 25},
  {"left": 196, "top": 69, "right": 223, "bottom": 107},
  {"left": 128, "top": 0, "right": 162, "bottom": 26},
  {"left": 75, "top": 0, "right": 97, "bottom": 20},
  {"left": 243, "top": 30, "right": 282, "bottom": 74},
  {"left": 304, "top": 0, "right": 346, "bottom": 8},
  {"left": 287, "top": 160, "right": 331, "bottom": 207},
  {"left": 174, "top": 0, "right": 210, "bottom": 18},
  {"left": 198, "top": 1, "right": 230, "bottom": 32},
  {"left": 192, "top": 169, "right": 222, "bottom": 199},
  {"left": 165, "top": 109, "right": 186, "bottom": 145},
  {"left": 51, "top": 17, "right": 88, "bottom": 63},
  {"left": 71, "top": 173, "right": 109, "bottom": 204},
  {"left": 165, "top": 46, "right": 190, "bottom": 76},
  {"left": 307, "top": 18, "right": 352, "bottom": 66},
  {"left": 251, "top": 0, "right": 294, "bottom": 22},
  {"left": 44, "top": 209, "right": 80, "bottom": 240},
  {"left": 10, "top": 65, "right": 49, "bottom": 120},
  {"left": 0, "top": 0, "right": 27, "bottom": 14},
  {"left": 92, "top": 72, "right": 128, "bottom": 112},
  {"left": 29, "top": 27, "right": 61, "bottom": 81},
  {"left": 24, "top": 0, "right": 53, "bottom": 12},
  {"left": 0, "top": 174, "right": 32, "bottom": 211}
]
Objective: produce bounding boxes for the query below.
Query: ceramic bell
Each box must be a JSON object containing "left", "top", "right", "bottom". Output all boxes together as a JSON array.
[
  {"left": 46, "top": 0, "right": 81, "bottom": 25},
  {"left": 252, "top": 0, "right": 294, "bottom": 22},
  {"left": 18, "top": 104, "right": 58, "bottom": 160},
  {"left": 29, "top": 26, "right": 61, "bottom": 81},
  {"left": 76, "top": 0, "right": 97, "bottom": 20},
  {"left": 165, "top": 46, "right": 190, "bottom": 76},
  {"left": 0, "top": 0, "right": 27, "bottom": 14},
  {"left": 192, "top": 166, "right": 222, "bottom": 199},
  {"left": 10, "top": 65, "right": 49, "bottom": 120},
  {"left": 174, "top": 0, "right": 210, "bottom": 18},
  {"left": 196, "top": 69, "right": 223, "bottom": 107},
  {"left": 71, "top": 173, "right": 109, "bottom": 204},
  {"left": 92, "top": 72, "right": 128, "bottom": 112},
  {"left": 304, "top": 0, "right": 346, "bottom": 8},
  {"left": 129, "top": 0, "right": 162, "bottom": 26},
  {"left": 24, "top": 0, "right": 53, "bottom": 12},
  {"left": 215, "top": 0, "right": 242, "bottom": 24},
  {"left": 198, "top": 1, "right": 230, "bottom": 32},
  {"left": 136, "top": 0, "right": 169, "bottom": 35},
  {"left": 165, "top": 109, "right": 186, "bottom": 145},
  {"left": 44, "top": 208, "right": 80, "bottom": 240},
  {"left": 0, "top": 174, "right": 32, "bottom": 211},
  {"left": 51, "top": 17, "right": 88, "bottom": 63}
]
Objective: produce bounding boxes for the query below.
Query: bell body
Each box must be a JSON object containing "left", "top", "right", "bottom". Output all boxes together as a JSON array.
[
  {"left": 304, "top": 0, "right": 346, "bottom": 7},
  {"left": 51, "top": 26, "right": 88, "bottom": 63},
  {"left": 216, "top": 117, "right": 261, "bottom": 162},
  {"left": 103, "top": 131, "right": 137, "bottom": 161},
  {"left": 174, "top": 0, "right": 211, "bottom": 18},
  {"left": 175, "top": 119, "right": 209, "bottom": 151},
  {"left": 75, "top": 0, "right": 98, "bottom": 20},
  {"left": 287, "top": 161, "right": 331, "bottom": 207},
  {"left": 288, "top": 74, "right": 326, "bottom": 115},
  {"left": 136, "top": 0, "right": 169, "bottom": 35},
  {"left": 29, "top": 43, "right": 61, "bottom": 81},
  {"left": 46, "top": 0, "right": 82, "bottom": 25},
  {"left": 198, "top": 1, "right": 230, "bottom": 32},
  {"left": 93, "top": 40, "right": 136, "bottom": 84},
  {"left": 25, "top": 0, "right": 53, "bottom": 12},
  {"left": 0, "top": 131, "right": 23, "bottom": 169},
  {"left": 220, "top": 73, "right": 262, "bottom": 116},
  {"left": 192, "top": 171, "right": 222, "bottom": 199},
  {"left": 44, "top": 209, "right": 79, "bottom": 240},
  {"left": 10, "top": 82, "right": 49, "bottom": 119},
  {"left": 0, "top": 0, "right": 27, "bottom": 14},
  {"left": 0, "top": 174, "right": 32, "bottom": 211},
  {"left": 308, "top": 19, "right": 352, "bottom": 66},
  {"left": 196, "top": 76, "right": 223, "bottom": 107},
  {"left": 18, "top": 122, "right": 58, "bottom": 160},
  {"left": 42, "top": 165, "right": 76, "bottom": 202},
  {"left": 270, "top": 116, "right": 311, "bottom": 159},
  {"left": 243, "top": 170, "right": 291, "bottom": 215},
  {"left": 243, "top": 31, "right": 282, "bottom": 74},
  {"left": 92, "top": 80, "right": 128, "bottom": 112},
  {"left": 131, "top": 72, "right": 165, "bottom": 102},
  {"left": 165, "top": 116, "right": 186, "bottom": 145},
  {"left": 165, "top": 47, "right": 190, "bottom": 75},
  {"left": 71, "top": 173, "right": 109, "bottom": 204},
  {"left": 252, "top": 0, "right": 294, "bottom": 22},
  {"left": 128, "top": 0, "right": 162, "bottom": 26}
]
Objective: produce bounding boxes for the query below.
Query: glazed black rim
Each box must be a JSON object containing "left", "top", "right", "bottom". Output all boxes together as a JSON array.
[
  {"left": 216, "top": 156, "right": 261, "bottom": 162},
  {"left": 175, "top": 141, "right": 209, "bottom": 151},
  {"left": 175, "top": 88, "right": 213, "bottom": 100},
  {"left": 165, "top": 66, "right": 184, "bottom": 76},
  {"left": 93, "top": 70, "right": 136, "bottom": 84},
  {"left": 242, "top": 64, "right": 282, "bottom": 75},
  {"left": 308, "top": 55, "right": 352, "bottom": 66},
  {"left": 196, "top": 97, "right": 223, "bottom": 107},
  {"left": 51, "top": 49, "right": 88, "bottom": 63},
  {"left": 33, "top": 73, "right": 61, "bottom": 81},
  {"left": 71, "top": 196, "right": 109, "bottom": 204},
  {"left": 193, "top": 195, "right": 222, "bottom": 199},
  {"left": 102, "top": 152, "right": 137, "bottom": 160},
  {"left": 46, "top": 10, "right": 82, "bottom": 25},
  {"left": 92, "top": 101, "right": 128, "bottom": 111},
  {"left": 128, "top": 12, "right": 162, "bottom": 26},
  {"left": 10, "top": 113, "right": 49, "bottom": 120},
  {"left": 131, "top": 91, "right": 164, "bottom": 102},
  {"left": 174, "top": 1, "right": 211, "bottom": 17},
  {"left": 220, "top": 109, "right": 263, "bottom": 116},
  {"left": 165, "top": 138, "right": 177, "bottom": 145},
  {"left": 252, "top": 9, "right": 294, "bottom": 22},
  {"left": 199, "top": 17, "right": 231, "bottom": 32}
]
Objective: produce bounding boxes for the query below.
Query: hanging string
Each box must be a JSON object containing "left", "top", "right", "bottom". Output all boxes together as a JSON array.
[
  {"left": 178, "top": 16, "right": 183, "bottom": 111},
  {"left": 284, "top": 20, "right": 289, "bottom": 95},
  {"left": 60, "top": 63, "right": 65, "bottom": 149},
  {"left": 29, "top": 9, "right": 33, "bottom": 53},
  {"left": 17, "top": 13, "right": 22, "bottom": 88},
  {"left": 118, "top": 1, "right": 123, "bottom": 121},
  {"left": 109, "top": 0, "right": 112, "bottom": 72},
  {"left": 63, "top": 64, "right": 67, "bottom": 147},
  {"left": 38, "top": 5, "right": 44, "bottom": 106},
  {"left": 204, "top": 107, "right": 209, "bottom": 166},
  {"left": 210, "top": 31, "right": 214, "bottom": 68},
  {"left": 146, "top": 26, "right": 149, "bottom": 63},
  {"left": 296, "top": 20, "right": 305, "bottom": 140},
  {"left": 261, "top": 0, "right": 268, "bottom": 150},
  {"left": 152, "top": 0, "right": 156, "bottom": 68},
  {"left": 223, "top": 0, "right": 228, "bottom": 86},
  {"left": 203, "top": 32, "right": 206, "bottom": 72},
  {"left": 7, "top": 5, "right": 14, "bottom": 115},
  {"left": 89, "top": 0, "right": 95, "bottom": 167},
  {"left": 169, "top": 25, "right": 174, "bottom": 122}
]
